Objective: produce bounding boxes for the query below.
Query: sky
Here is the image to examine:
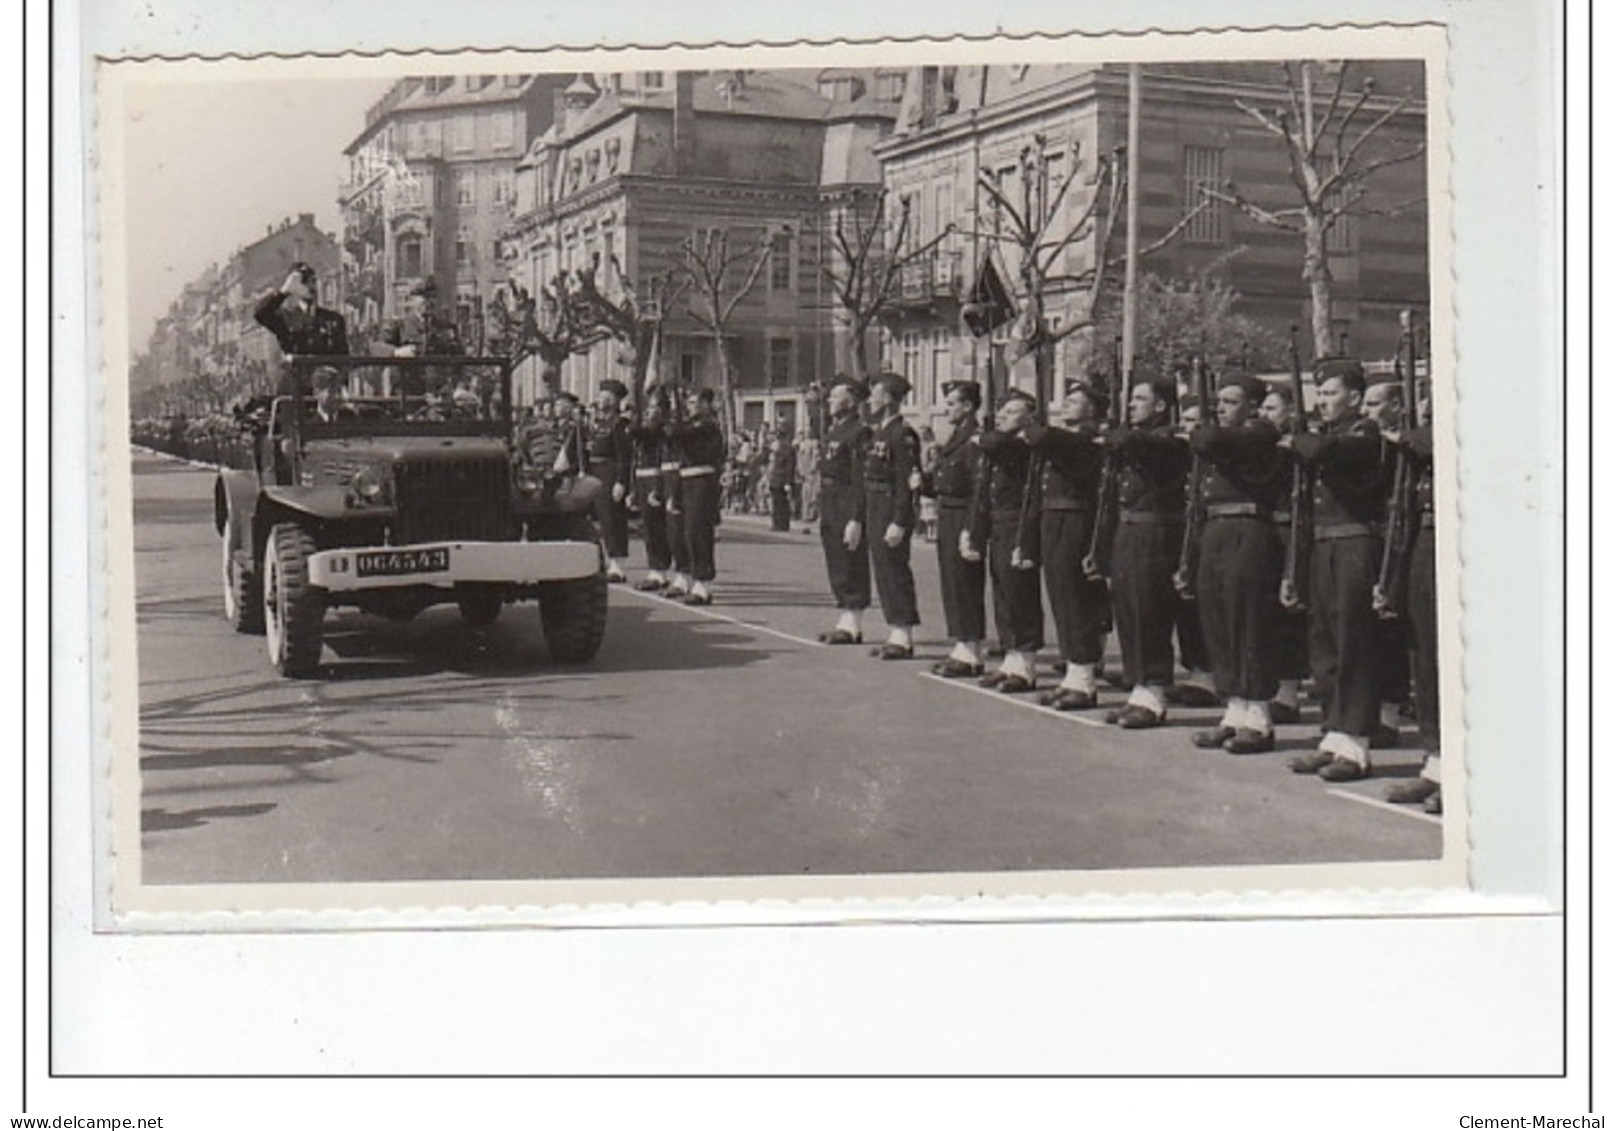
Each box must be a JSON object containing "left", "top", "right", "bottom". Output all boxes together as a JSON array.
[{"left": 120, "top": 76, "right": 394, "bottom": 351}]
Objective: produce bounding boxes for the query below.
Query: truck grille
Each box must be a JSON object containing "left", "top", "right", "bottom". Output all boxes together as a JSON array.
[{"left": 393, "top": 458, "right": 511, "bottom": 544}]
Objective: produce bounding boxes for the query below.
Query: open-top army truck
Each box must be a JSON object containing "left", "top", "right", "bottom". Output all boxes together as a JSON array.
[{"left": 214, "top": 356, "right": 607, "bottom": 677}]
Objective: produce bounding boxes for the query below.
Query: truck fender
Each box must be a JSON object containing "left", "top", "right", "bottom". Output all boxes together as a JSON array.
[
  {"left": 214, "top": 469, "right": 259, "bottom": 541},
  {"left": 260, "top": 485, "right": 354, "bottom": 523}
]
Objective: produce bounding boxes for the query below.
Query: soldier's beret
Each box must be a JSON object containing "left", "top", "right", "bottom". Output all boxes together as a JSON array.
[
  {"left": 1145, "top": 378, "right": 1178, "bottom": 408},
  {"left": 942, "top": 380, "right": 982, "bottom": 408},
  {"left": 598, "top": 379, "right": 629, "bottom": 400},
  {"left": 1314, "top": 356, "right": 1366, "bottom": 392},
  {"left": 871, "top": 372, "right": 912, "bottom": 401},
  {"left": 1364, "top": 370, "right": 1403, "bottom": 391},
  {"left": 1218, "top": 372, "right": 1269, "bottom": 403},
  {"left": 1178, "top": 392, "right": 1201, "bottom": 412},
  {"left": 1001, "top": 388, "right": 1038, "bottom": 410},
  {"left": 554, "top": 390, "right": 580, "bottom": 405},
  {"left": 1062, "top": 378, "right": 1108, "bottom": 414},
  {"left": 829, "top": 374, "right": 868, "bottom": 400}
]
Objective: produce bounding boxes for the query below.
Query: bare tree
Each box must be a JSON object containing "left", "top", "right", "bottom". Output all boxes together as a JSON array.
[
  {"left": 819, "top": 188, "right": 957, "bottom": 382},
  {"left": 674, "top": 228, "right": 772, "bottom": 437},
  {"left": 1201, "top": 60, "right": 1426, "bottom": 358},
  {"left": 574, "top": 254, "right": 691, "bottom": 420},
  {"left": 970, "top": 136, "right": 1211, "bottom": 406},
  {"left": 508, "top": 270, "right": 614, "bottom": 390}
]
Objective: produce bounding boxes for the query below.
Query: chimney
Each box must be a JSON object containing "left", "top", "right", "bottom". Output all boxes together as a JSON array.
[
  {"left": 919, "top": 66, "right": 939, "bottom": 127},
  {"left": 553, "top": 85, "right": 569, "bottom": 136},
  {"left": 673, "top": 71, "right": 696, "bottom": 175}
]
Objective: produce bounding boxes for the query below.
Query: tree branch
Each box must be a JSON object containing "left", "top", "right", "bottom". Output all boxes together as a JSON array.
[{"left": 1200, "top": 184, "right": 1307, "bottom": 233}]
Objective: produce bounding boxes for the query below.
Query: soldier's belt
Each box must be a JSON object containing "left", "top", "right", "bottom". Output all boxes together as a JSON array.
[
  {"left": 1206, "top": 502, "right": 1270, "bottom": 520},
  {"left": 634, "top": 468, "right": 660, "bottom": 479},
  {"left": 1118, "top": 511, "right": 1184, "bottom": 525},
  {"left": 680, "top": 465, "right": 717, "bottom": 477},
  {"left": 660, "top": 462, "right": 680, "bottom": 472},
  {"left": 1313, "top": 522, "right": 1378, "bottom": 541},
  {"left": 1420, "top": 512, "right": 1437, "bottom": 529},
  {"left": 1274, "top": 511, "right": 1292, "bottom": 524},
  {"left": 1042, "top": 500, "right": 1096, "bottom": 513}
]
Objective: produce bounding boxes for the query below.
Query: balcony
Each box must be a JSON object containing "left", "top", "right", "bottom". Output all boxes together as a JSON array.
[{"left": 887, "top": 249, "right": 963, "bottom": 316}]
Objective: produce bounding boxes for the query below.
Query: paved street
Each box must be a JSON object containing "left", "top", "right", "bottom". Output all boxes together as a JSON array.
[{"left": 133, "top": 449, "right": 1440, "bottom": 884}]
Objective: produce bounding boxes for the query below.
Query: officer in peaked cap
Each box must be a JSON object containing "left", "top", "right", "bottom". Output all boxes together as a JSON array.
[
  {"left": 816, "top": 376, "right": 873, "bottom": 643},
  {"left": 923, "top": 380, "right": 988, "bottom": 677},
  {"left": 256, "top": 261, "right": 349, "bottom": 395},
  {"left": 862, "top": 373, "right": 923, "bottom": 659}
]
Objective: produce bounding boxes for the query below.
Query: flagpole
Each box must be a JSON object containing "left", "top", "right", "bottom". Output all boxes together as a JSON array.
[{"left": 1122, "top": 63, "right": 1141, "bottom": 378}]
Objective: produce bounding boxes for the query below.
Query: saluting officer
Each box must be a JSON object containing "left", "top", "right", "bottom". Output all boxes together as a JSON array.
[
  {"left": 1025, "top": 378, "right": 1110, "bottom": 710},
  {"left": 863, "top": 373, "right": 922, "bottom": 660},
  {"left": 1187, "top": 373, "right": 1287, "bottom": 754},
  {"left": 630, "top": 390, "right": 674, "bottom": 591},
  {"left": 816, "top": 377, "right": 873, "bottom": 644},
  {"left": 964, "top": 389, "right": 1044, "bottom": 694},
  {"left": 255, "top": 262, "right": 349, "bottom": 394},
  {"left": 589, "top": 379, "right": 634, "bottom": 583},
  {"left": 1106, "top": 378, "right": 1192, "bottom": 729},
  {"left": 670, "top": 387, "right": 725, "bottom": 606},
  {"left": 1285, "top": 358, "right": 1387, "bottom": 782},
  {"left": 922, "top": 381, "right": 989, "bottom": 678},
  {"left": 1383, "top": 392, "right": 1443, "bottom": 814}
]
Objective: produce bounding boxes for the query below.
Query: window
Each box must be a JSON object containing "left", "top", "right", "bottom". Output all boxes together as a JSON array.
[
  {"left": 456, "top": 226, "right": 472, "bottom": 266},
  {"left": 455, "top": 169, "right": 475, "bottom": 207},
  {"left": 769, "top": 231, "right": 793, "bottom": 292},
  {"left": 453, "top": 116, "right": 475, "bottom": 153},
  {"left": 504, "top": 74, "right": 526, "bottom": 89},
  {"left": 1324, "top": 189, "right": 1356, "bottom": 255},
  {"left": 1183, "top": 145, "right": 1227, "bottom": 244},
  {"left": 901, "top": 330, "right": 923, "bottom": 383},
  {"left": 930, "top": 328, "right": 951, "bottom": 404},
  {"left": 933, "top": 180, "right": 954, "bottom": 243},
  {"left": 398, "top": 235, "right": 424, "bottom": 278},
  {"left": 491, "top": 167, "right": 515, "bottom": 206},
  {"left": 426, "top": 76, "right": 453, "bottom": 95},
  {"left": 875, "top": 72, "right": 906, "bottom": 102},
  {"left": 478, "top": 74, "right": 497, "bottom": 91},
  {"left": 641, "top": 71, "right": 665, "bottom": 90},
  {"left": 768, "top": 337, "right": 793, "bottom": 387},
  {"left": 492, "top": 112, "right": 516, "bottom": 151}
]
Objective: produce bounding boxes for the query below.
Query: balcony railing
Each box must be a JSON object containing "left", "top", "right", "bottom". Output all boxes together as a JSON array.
[{"left": 893, "top": 249, "right": 962, "bottom": 303}]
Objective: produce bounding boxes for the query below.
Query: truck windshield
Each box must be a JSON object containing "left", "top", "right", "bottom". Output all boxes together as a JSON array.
[{"left": 289, "top": 358, "right": 512, "bottom": 436}]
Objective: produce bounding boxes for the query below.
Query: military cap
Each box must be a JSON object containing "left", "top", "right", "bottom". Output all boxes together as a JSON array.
[
  {"left": 1314, "top": 356, "right": 1366, "bottom": 393},
  {"left": 1000, "top": 388, "right": 1038, "bottom": 410},
  {"left": 1062, "top": 377, "right": 1109, "bottom": 415},
  {"left": 1364, "top": 369, "right": 1404, "bottom": 391},
  {"left": 291, "top": 261, "right": 317, "bottom": 285},
  {"left": 941, "top": 379, "right": 983, "bottom": 408},
  {"left": 554, "top": 389, "right": 581, "bottom": 406},
  {"left": 598, "top": 378, "right": 629, "bottom": 400},
  {"left": 870, "top": 372, "right": 912, "bottom": 401},
  {"left": 1218, "top": 371, "right": 1269, "bottom": 403}
]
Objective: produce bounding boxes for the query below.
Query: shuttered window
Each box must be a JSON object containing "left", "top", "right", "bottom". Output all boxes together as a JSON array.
[{"left": 1183, "top": 145, "right": 1226, "bottom": 244}]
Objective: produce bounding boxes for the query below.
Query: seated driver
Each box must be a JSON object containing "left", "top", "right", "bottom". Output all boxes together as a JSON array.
[{"left": 310, "top": 367, "right": 358, "bottom": 423}]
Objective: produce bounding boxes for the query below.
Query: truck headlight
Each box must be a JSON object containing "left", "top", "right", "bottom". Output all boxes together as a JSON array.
[{"left": 348, "top": 464, "right": 391, "bottom": 507}]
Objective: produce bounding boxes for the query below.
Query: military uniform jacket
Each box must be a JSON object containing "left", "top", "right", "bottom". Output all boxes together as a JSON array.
[
  {"left": 1407, "top": 426, "right": 1435, "bottom": 524},
  {"left": 587, "top": 416, "right": 632, "bottom": 491},
  {"left": 1188, "top": 420, "right": 1287, "bottom": 513},
  {"left": 254, "top": 292, "right": 349, "bottom": 358},
  {"left": 922, "top": 417, "right": 981, "bottom": 507},
  {"left": 630, "top": 421, "right": 665, "bottom": 481},
  {"left": 1107, "top": 424, "right": 1190, "bottom": 517},
  {"left": 671, "top": 416, "right": 726, "bottom": 471},
  {"left": 862, "top": 414, "right": 919, "bottom": 529},
  {"left": 1293, "top": 416, "right": 1386, "bottom": 529},
  {"left": 767, "top": 442, "right": 797, "bottom": 489},
  {"left": 1023, "top": 422, "right": 1105, "bottom": 512},
  {"left": 967, "top": 429, "right": 1038, "bottom": 546}
]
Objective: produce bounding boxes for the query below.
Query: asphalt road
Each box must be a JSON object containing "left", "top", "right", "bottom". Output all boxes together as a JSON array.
[{"left": 133, "top": 449, "right": 1441, "bottom": 884}]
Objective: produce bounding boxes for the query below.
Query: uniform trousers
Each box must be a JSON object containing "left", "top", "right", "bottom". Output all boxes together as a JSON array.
[
  {"left": 1309, "top": 534, "right": 1383, "bottom": 738},
  {"left": 634, "top": 478, "right": 672, "bottom": 572},
  {"left": 1273, "top": 524, "right": 1310, "bottom": 680},
  {"left": 594, "top": 465, "right": 630, "bottom": 559},
  {"left": 1176, "top": 593, "right": 1210, "bottom": 673},
  {"left": 866, "top": 489, "right": 919, "bottom": 627},
  {"left": 818, "top": 480, "right": 870, "bottom": 611},
  {"left": 1112, "top": 516, "right": 1182, "bottom": 687},
  {"left": 769, "top": 485, "right": 792, "bottom": 531},
  {"left": 679, "top": 472, "right": 719, "bottom": 583},
  {"left": 1195, "top": 516, "right": 1282, "bottom": 701},
  {"left": 664, "top": 475, "right": 691, "bottom": 576},
  {"left": 1407, "top": 525, "right": 1440, "bottom": 752},
  {"left": 1376, "top": 617, "right": 1413, "bottom": 706},
  {"left": 936, "top": 502, "right": 986, "bottom": 643},
  {"left": 1040, "top": 507, "right": 1108, "bottom": 665},
  {"left": 987, "top": 513, "right": 1043, "bottom": 653}
]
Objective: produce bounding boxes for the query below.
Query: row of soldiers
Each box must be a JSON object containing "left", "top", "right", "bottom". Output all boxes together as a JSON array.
[{"left": 805, "top": 360, "right": 1442, "bottom": 815}]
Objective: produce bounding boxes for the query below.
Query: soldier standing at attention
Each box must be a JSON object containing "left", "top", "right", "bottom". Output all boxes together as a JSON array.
[
  {"left": 922, "top": 381, "right": 988, "bottom": 678},
  {"left": 588, "top": 379, "right": 634, "bottom": 583},
  {"left": 1382, "top": 392, "right": 1443, "bottom": 814},
  {"left": 670, "top": 387, "right": 725, "bottom": 607},
  {"left": 1258, "top": 384, "right": 1310, "bottom": 724},
  {"left": 1187, "top": 373, "right": 1287, "bottom": 754},
  {"left": 1284, "top": 359, "right": 1387, "bottom": 782},
  {"left": 630, "top": 390, "right": 673, "bottom": 591},
  {"left": 1105, "top": 378, "right": 1192, "bottom": 729},
  {"left": 816, "top": 377, "right": 873, "bottom": 644},
  {"left": 1363, "top": 371, "right": 1415, "bottom": 746},
  {"left": 964, "top": 390, "right": 1044, "bottom": 694},
  {"left": 1025, "top": 378, "right": 1110, "bottom": 710},
  {"left": 767, "top": 424, "right": 797, "bottom": 532},
  {"left": 660, "top": 393, "right": 693, "bottom": 600},
  {"left": 862, "top": 373, "right": 923, "bottom": 660},
  {"left": 254, "top": 263, "right": 348, "bottom": 394}
]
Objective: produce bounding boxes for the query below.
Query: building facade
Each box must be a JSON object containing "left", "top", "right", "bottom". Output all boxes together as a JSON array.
[
  {"left": 338, "top": 75, "right": 570, "bottom": 353},
  {"left": 504, "top": 68, "right": 903, "bottom": 432},
  {"left": 876, "top": 61, "right": 1430, "bottom": 430}
]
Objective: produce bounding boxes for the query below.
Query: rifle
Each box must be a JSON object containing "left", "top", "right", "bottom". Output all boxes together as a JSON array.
[
  {"left": 1173, "top": 354, "right": 1209, "bottom": 598},
  {"left": 1281, "top": 327, "right": 1313, "bottom": 611},
  {"left": 1082, "top": 336, "right": 1125, "bottom": 580},
  {"left": 1374, "top": 311, "right": 1419, "bottom": 618}
]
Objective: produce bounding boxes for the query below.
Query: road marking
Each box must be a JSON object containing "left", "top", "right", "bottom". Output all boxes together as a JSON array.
[
  {"left": 614, "top": 584, "right": 827, "bottom": 648},
  {"left": 1325, "top": 787, "right": 1444, "bottom": 826},
  {"left": 918, "top": 671, "right": 1108, "bottom": 728}
]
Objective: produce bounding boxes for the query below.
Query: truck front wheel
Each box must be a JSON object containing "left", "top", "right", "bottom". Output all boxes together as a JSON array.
[
  {"left": 538, "top": 572, "right": 608, "bottom": 662},
  {"left": 222, "top": 524, "right": 265, "bottom": 634},
  {"left": 262, "top": 523, "right": 326, "bottom": 678}
]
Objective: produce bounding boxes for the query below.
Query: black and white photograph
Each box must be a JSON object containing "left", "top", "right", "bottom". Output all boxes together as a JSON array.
[{"left": 94, "top": 28, "right": 1468, "bottom": 913}]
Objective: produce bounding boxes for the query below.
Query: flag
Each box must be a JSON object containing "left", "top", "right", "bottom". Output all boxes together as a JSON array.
[{"left": 962, "top": 253, "right": 1015, "bottom": 339}]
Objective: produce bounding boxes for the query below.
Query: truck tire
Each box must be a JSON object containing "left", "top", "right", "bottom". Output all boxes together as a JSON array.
[
  {"left": 538, "top": 572, "right": 608, "bottom": 662},
  {"left": 222, "top": 527, "right": 265, "bottom": 634},
  {"left": 262, "top": 523, "right": 325, "bottom": 678},
  {"left": 457, "top": 588, "right": 503, "bottom": 628}
]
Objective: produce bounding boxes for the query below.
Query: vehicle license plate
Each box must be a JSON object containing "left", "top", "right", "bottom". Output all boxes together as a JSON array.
[{"left": 355, "top": 547, "right": 450, "bottom": 577}]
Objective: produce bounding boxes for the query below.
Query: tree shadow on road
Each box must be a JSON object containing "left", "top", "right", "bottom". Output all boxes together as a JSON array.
[{"left": 142, "top": 802, "right": 277, "bottom": 833}]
